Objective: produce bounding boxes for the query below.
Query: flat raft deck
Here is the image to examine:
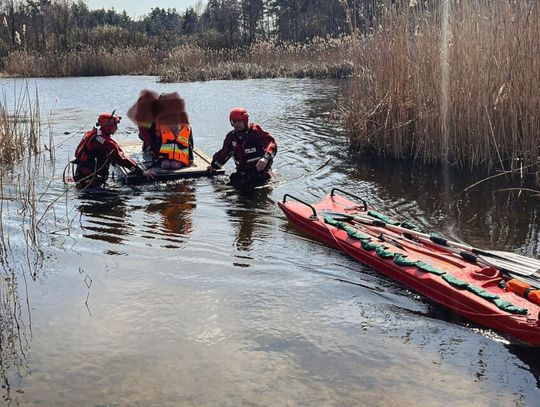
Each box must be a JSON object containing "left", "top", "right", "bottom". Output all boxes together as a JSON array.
[{"left": 113, "top": 140, "right": 224, "bottom": 184}]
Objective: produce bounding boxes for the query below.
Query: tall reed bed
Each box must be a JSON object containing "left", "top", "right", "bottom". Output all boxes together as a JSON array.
[
  {"left": 343, "top": 0, "right": 540, "bottom": 184},
  {"left": 3, "top": 46, "right": 161, "bottom": 77},
  {"left": 159, "top": 36, "right": 354, "bottom": 82},
  {"left": 0, "top": 84, "right": 41, "bottom": 163},
  {"left": 0, "top": 81, "right": 56, "bottom": 395}
]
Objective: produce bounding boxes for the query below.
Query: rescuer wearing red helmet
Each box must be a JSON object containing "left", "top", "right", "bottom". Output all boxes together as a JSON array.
[
  {"left": 73, "top": 111, "right": 154, "bottom": 189},
  {"left": 207, "top": 107, "right": 277, "bottom": 187}
]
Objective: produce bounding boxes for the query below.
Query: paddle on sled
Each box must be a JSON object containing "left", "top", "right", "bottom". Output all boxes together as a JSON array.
[{"left": 321, "top": 211, "right": 540, "bottom": 280}]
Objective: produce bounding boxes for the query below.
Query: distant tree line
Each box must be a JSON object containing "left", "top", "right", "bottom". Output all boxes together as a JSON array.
[{"left": 0, "top": 0, "right": 384, "bottom": 57}]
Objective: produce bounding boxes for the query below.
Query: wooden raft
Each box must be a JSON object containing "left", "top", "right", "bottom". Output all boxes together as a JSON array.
[{"left": 112, "top": 140, "right": 224, "bottom": 184}]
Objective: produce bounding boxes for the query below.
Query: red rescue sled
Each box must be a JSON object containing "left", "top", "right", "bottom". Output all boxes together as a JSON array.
[{"left": 278, "top": 188, "right": 540, "bottom": 346}]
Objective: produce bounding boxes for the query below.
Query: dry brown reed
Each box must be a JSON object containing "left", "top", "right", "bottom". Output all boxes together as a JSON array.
[
  {"left": 0, "top": 81, "right": 46, "bottom": 395},
  {"left": 159, "top": 36, "right": 354, "bottom": 82},
  {"left": 2, "top": 38, "right": 354, "bottom": 81},
  {"left": 0, "top": 82, "right": 46, "bottom": 273},
  {"left": 0, "top": 83, "right": 40, "bottom": 164},
  {"left": 342, "top": 0, "right": 540, "bottom": 184},
  {"left": 3, "top": 46, "right": 161, "bottom": 77}
]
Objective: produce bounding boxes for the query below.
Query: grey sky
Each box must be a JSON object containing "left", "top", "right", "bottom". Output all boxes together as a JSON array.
[{"left": 85, "top": 1, "right": 201, "bottom": 18}]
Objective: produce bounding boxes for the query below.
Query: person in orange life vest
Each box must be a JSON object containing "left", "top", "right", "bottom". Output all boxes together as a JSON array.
[
  {"left": 155, "top": 92, "right": 194, "bottom": 170},
  {"left": 207, "top": 107, "right": 277, "bottom": 187},
  {"left": 73, "top": 112, "right": 154, "bottom": 189}
]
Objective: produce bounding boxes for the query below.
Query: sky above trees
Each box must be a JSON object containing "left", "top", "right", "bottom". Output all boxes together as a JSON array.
[{"left": 85, "top": 0, "right": 199, "bottom": 16}]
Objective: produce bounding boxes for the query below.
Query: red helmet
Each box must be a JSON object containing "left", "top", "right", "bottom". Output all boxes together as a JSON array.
[
  {"left": 229, "top": 107, "right": 249, "bottom": 126},
  {"left": 96, "top": 112, "right": 121, "bottom": 128}
]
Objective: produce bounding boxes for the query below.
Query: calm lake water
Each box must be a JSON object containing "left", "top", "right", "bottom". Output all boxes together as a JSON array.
[{"left": 0, "top": 76, "right": 539, "bottom": 406}]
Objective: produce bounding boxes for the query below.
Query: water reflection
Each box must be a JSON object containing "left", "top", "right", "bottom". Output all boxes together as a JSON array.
[
  {"left": 143, "top": 181, "right": 196, "bottom": 247},
  {"left": 339, "top": 153, "right": 540, "bottom": 256},
  {"left": 0, "top": 265, "right": 29, "bottom": 403},
  {"left": 214, "top": 182, "right": 274, "bottom": 257},
  {"left": 77, "top": 193, "right": 133, "bottom": 245},
  {"left": 508, "top": 346, "right": 540, "bottom": 388}
]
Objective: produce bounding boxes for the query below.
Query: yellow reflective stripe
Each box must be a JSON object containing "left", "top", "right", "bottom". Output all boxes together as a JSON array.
[
  {"left": 173, "top": 149, "right": 190, "bottom": 164},
  {"left": 159, "top": 143, "right": 190, "bottom": 164},
  {"left": 159, "top": 144, "right": 176, "bottom": 153}
]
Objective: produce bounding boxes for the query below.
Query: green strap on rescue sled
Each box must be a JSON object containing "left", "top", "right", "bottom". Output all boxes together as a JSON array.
[{"left": 324, "top": 217, "right": 528, "bottom": 315}]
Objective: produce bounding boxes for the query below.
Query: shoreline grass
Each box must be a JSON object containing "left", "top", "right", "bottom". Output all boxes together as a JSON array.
[
  {"left": 0, "top": 37, "right": 354, "bottom": 81},
  {"left": 342, "top": 0, "right": 540, "bottom": 185},
  {"left": 0, "top": 83, "right": 41, "bottom": 164},
  {"left": 2, "top": 47, "right": 162, "bottom": 77},
  {"left": 159, "top": 37, "right": 354, "bottom": 82}
]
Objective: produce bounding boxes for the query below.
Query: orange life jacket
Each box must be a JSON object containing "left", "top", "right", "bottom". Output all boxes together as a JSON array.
[
  {"left": 506, "top": 279, "right": 540, "bottom": 306},
  {"left": 158, "top": 124, "right": 191, "bottom": 165}
]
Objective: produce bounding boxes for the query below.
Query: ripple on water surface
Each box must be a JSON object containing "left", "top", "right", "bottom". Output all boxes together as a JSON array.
[{"left": 0, "top": 76, "right": 538, "bottom": 405}]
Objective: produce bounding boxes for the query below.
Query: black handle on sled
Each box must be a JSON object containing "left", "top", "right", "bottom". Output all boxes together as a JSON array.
[
  {"left": 330, "top": 188, "right": 368, "bottom": 211},
  {"left": 282, "top": 194, "right": 318, "bottom": 220}
]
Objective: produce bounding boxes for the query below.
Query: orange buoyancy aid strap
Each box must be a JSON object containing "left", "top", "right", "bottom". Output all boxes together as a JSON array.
[
  {"left": 159, "top": 144, "right": 190, "bottom": 165},
  {"left": 530, "top": 290, "right": 540, "bottom": 306},
  {"left": 160, "top": 124, "right": 191, "bottom": 147},
  {"left": 506, "top": 279, "right": 529, "bottom": 296},
  {"left": 507, "top": 279, "right": 540, "bottom": 306},
  {"left": 74, "top": 128, "right": 98, "bottom": 162},
  {"left": 177, "top": 125, "right": 191, "bottom": 146}
]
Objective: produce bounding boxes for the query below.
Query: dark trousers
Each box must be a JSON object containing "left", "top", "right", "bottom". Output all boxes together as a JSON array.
[{"left": 228, "top": 170, "right": 271, "bottom": 188}]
